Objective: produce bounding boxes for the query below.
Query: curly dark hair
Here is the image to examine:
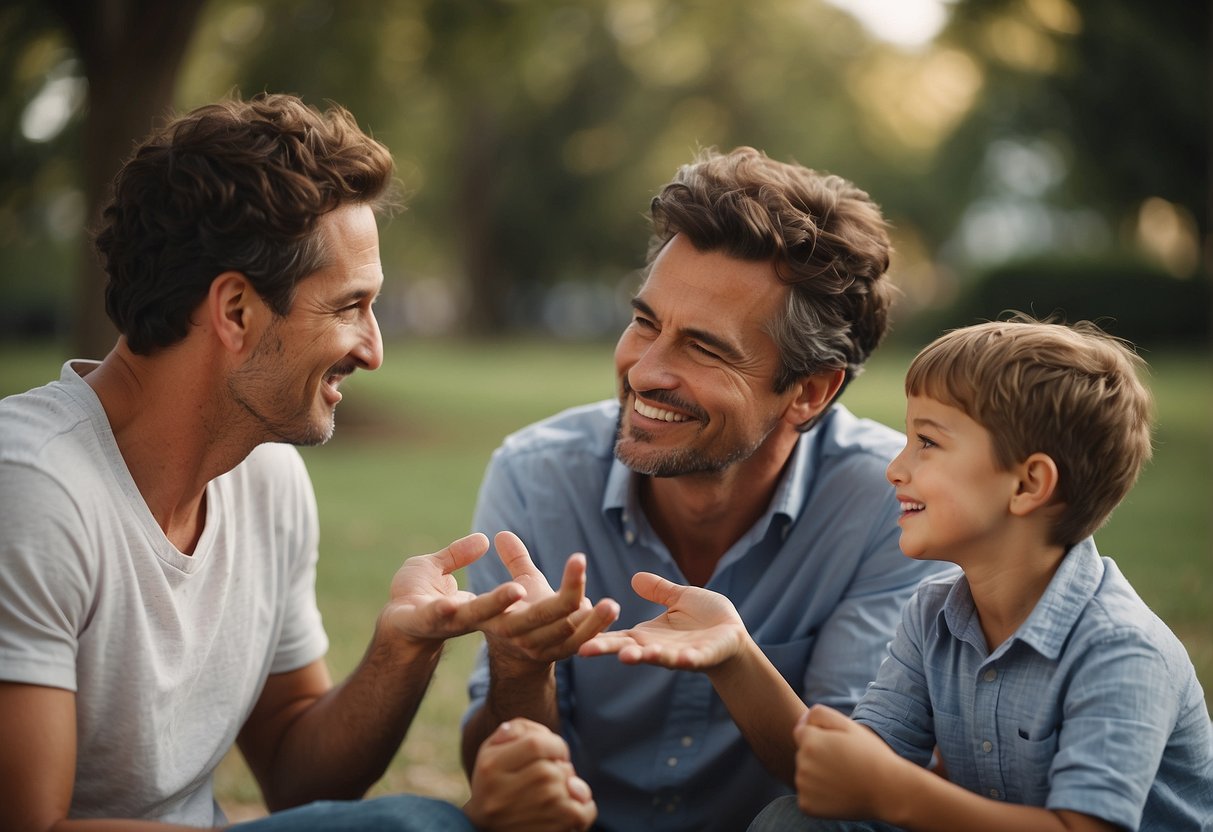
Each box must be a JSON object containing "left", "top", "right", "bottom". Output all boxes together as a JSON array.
[
  {"left": 646, "top": 147, "right": 893, "bottom": 420},
  {"left": 94, "top": 93, "right": 397, "bottom": 354}
]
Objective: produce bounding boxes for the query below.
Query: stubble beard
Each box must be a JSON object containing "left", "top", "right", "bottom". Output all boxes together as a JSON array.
[
  {"left": 612, "top": 401, "right": 773, "bottom": 478},
  {"left": 228, "top": 324, "right": 338, "bottom": 448}
]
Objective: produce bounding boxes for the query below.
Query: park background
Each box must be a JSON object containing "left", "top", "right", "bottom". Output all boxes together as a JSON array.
[{"left": 1, "top": 0, "right": 1209, "bottom": 819}]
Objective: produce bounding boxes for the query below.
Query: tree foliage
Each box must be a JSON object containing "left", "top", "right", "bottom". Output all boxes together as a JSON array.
[{"left": 1, "top": 0, "right": 1207, "bottom": 347}]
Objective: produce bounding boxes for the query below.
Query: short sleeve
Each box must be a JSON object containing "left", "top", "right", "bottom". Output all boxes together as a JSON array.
[
  {"left": 265, "top": 447, "right": 328, "bottom": 674},
  {"left": 0, "top": 462, "right": 93, "bottom": 691},
  {"left": 851, "top": 586, "right": 938, "bottom": 768}
]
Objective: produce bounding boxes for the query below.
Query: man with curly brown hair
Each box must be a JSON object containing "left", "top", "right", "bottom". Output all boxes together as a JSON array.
[
  {"left": 460, "top": 147, "right": 954, "bottom": 831},
  {"left": 0, "top": 94, "right": 597, "bottom": 832}
]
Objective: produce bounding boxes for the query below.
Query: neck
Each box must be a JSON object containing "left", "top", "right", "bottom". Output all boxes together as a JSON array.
[
  {"left": 83, "top": 340, "right": 254, "bottom": 553},
  {"left": 641, "top": 432, "right": 799, "bottom": 586},
  {"left": 961, "top": 530, "right": 1067, "bottom": 651}
]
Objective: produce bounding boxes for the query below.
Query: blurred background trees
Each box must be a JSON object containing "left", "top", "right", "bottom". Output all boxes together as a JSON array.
[{"left": 1, "top": 0, "right": 1208, "bottom": 356}]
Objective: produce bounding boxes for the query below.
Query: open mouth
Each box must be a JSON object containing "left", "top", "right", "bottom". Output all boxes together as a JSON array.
[
  {"left": 898, "top": 500, "right": 925, "bottom": 515},
  {"left": 634, "top": 398, "right": 689, "bottom": 423}
]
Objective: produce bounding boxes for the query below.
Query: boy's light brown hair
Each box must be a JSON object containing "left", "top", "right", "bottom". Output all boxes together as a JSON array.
[{"left": 905, "top": 316, "right": 1154, "bottom": 547}]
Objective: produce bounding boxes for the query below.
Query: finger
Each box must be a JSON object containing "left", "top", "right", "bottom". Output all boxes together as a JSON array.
[
  {"left": 630, "top": 571, "right": 685, "bottom": 607},
  {"left": 554, "top": 553, "right": 588, "bottom": 603},
  {"left": 577, "top": 632, "right": 638, "bottom": 657},
  {"left": 495, "top": 531, "right": 548, "bottom": 584},
  {"left": 450, "top": 581, "right": 527, "bottom": 629},
  {"left": 520, "top": 595, "right": 619, "bottom": 649},
  {"left": 431, "top": 532, "right": 491, "bottom": 574},
  {"left": 806, "top": 703, "right": 851, "bottom": 730},
  {"left": 567, "top": 774, "right": 592, "bottom": 803}
]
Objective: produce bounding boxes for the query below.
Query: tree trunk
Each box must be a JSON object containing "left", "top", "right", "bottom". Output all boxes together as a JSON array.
[{"left": 49, "top": 0, "right": 207, "bottom": 358}]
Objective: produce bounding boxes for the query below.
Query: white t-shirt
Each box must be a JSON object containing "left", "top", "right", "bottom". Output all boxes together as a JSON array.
[{"left": 0, "top": 361, "right": 329, "bottom": 825}]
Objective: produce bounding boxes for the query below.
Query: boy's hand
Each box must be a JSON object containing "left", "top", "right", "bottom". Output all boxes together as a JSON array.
[
  {"left": 794, "top": 704, "right": 902, "bottom": 819},
  {"left": 578, "top": 572, "right": 747, "bottom": 670}
]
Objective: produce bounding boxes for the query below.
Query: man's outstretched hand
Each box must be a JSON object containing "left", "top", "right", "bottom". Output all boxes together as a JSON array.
[{"left": 384, "top": 533, "right": 526, "bottom": 644}]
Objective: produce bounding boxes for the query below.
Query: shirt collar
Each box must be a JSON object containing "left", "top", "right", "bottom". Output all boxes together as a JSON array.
[
  {"left": 940, "top": 537, "right": 1105, "bottom": 660},
  {"left": 601, "top": 423, "right": 819, "bottom": 541},
  {"left": 1010, "top": 537, "right": 1104, "bottom": 659}
]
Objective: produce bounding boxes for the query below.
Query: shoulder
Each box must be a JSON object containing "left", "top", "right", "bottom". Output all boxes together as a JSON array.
[
  {"left": 799, "top": 405, "right": 905, "bottom": 513},
  {"left": 492, "top": 400, "right": 619, "bottom": 467},
  {"left": 1078, "top": 556, "right": 1197, "bottom": 671},
  {"left": 0, "top": 376, "right": 92, "bottom": 468},
  {"left": 815, "top": 404, "right": 906, "bottom": 464}
]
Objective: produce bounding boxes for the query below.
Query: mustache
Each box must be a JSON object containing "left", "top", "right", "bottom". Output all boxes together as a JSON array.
[
  {"left": 327, "top": 361, "right": 357, "bottom": 380},
  {"left": 622, "top": 378, "right": 707, "bottom": 422}
]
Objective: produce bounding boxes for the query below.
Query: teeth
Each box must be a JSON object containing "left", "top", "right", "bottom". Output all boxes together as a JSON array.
[
  {"left": 900, "top": 501, "right": 925, "bottom": 513},
  {"left": 634, "top": 399, "right": 688, "bottom": 423}
]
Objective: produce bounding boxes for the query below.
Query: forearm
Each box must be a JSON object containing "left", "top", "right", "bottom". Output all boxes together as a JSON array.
[
  {"left": 707, "top": 636, "right": 807, "bottom": 785},
  {"left": 461, "top": 651, "right": 559, "bottom": 774},
  {"left": 261, "top": 624, "right": 443, "bottom": 808},
  {"left": 46, "top": 821, "right": 229, "bottom": 832},
  {"left": 880, "top": 757, "right": 1115, "bottom": 832}
]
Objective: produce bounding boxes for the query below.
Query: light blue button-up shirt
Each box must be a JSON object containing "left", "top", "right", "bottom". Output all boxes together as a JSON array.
[
  {"left": 465, "top": 400, "right": 952, "bottom": 832},
  {"left": 853, "top": 538, "right": 1213, "bottom": 830}
]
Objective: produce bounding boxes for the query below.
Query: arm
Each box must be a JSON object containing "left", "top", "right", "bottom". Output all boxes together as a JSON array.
[
  {"left": 460, "top": 532, "right": 618, "bottom": 774},
  {"left": 464, "top": 719, "right": 597, "bottom": 832},
  {"left": 238, "top": 532, "right": 527, "bottom": 808},
  {"left": 579, "top": 572, "right": 807, "bottom": 783},
  {"left": 793, "top": 705, "right": 1119, "bottom": 832},
  {"left": 0, "top": 683, "right": 214, "bottom": 832}
]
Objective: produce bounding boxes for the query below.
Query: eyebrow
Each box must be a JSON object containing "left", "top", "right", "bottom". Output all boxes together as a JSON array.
[
  {"left": 909, "top": 417, "right": 952, "bottom": 435},
  {"left": 330, "top": 286, "right": 381, "bottom": 307},
  {"left": 631, "top": 297, "right": 746, "bottom": 363}
]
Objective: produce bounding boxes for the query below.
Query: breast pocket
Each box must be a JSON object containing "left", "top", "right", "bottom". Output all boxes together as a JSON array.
[{"left": 1008, "top": 725, "right": 1058, "bottom": 804}]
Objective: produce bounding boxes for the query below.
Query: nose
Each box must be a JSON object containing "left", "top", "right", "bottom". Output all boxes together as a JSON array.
[
  {"left": 886, "top": 444, "right": 908, "bottom": 486},
  {"left": 354, "top": 307, "right": 384, "bottom": 371},
  {"left": 616, "top": 329, "right": 677, "bottom": 395}
]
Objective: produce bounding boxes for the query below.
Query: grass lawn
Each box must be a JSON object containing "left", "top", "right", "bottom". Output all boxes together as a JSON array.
[{"left": 1, "top": 336, "right": 1209, "bottom": 817}]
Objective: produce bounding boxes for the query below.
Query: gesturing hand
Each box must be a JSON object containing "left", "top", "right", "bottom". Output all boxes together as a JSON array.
[
  {"left": 577, "top": 572, "right": 747, "bottom": 670},
  {"left": 383, "top": 533, "right": 526, "bottom": 644},
  {"left": 478, "top": 532, "right": 619, "bottom": 668}
]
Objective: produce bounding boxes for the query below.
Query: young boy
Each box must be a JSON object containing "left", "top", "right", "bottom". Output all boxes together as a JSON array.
[{"left": 581, "top": 318, "right": 1213, "bottom": 831}]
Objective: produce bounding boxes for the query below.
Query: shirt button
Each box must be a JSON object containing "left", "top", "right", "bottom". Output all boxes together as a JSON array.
[
  {"left": 981, "top": 740, "right": 993, "bottom": 753},
  {"left": 680, "top": 736, "right": 693, "bottom": 748},
  {"left": 983, "top": 669, "right": 997, "bottom": 682},
  {"left": 666, "top": 756, "right": 678, "bottom": 767},
  {"left": 989, "top": 788, "right": 1001, "bottom": 799},
  {"left": 624, "top": 529, "right": 636, "bottom": 545}
]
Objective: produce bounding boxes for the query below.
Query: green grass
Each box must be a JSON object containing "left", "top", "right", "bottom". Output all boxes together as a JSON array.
[{"left": 1, "top": 338, "right": 1209, "bottom": 817}]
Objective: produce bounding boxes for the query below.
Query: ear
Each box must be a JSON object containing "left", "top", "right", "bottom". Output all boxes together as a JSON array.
[
  {"left": 1008, "top": 452, "right": 1060, "bottom": 517},
  {"left": 206, "top": 271, "right": 261, "bottom": 354},
  {"left": 783, "top": 368, "right": 846, "bottom": 427}
]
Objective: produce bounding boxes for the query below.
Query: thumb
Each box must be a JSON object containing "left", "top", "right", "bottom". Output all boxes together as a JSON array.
[
  {"left": 806, "top": 703, "right": 852, "bottom": 730},
  {"left": 439, "top": 532, "right": 491, "bottom": 573},
  {"left": 630, "top": 571, "right": 683, "bottom": 607}
]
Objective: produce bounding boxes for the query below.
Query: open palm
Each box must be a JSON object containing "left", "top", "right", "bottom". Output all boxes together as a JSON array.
[{"left": 580, "top": 572, "right": 747, "bottom": 670}]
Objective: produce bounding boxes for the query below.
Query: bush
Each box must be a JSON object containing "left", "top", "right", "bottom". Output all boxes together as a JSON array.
[{"left": 898, "top": 256, "right": 1212, "bottom": 353}]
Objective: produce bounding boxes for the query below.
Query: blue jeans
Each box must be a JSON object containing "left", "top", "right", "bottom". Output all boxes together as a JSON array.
[
  {"left": 231, "top": 794, "right": 474, "bottom": 832},
  {"left": 747, "top": 796, "right": 901, "bottom": 832}
]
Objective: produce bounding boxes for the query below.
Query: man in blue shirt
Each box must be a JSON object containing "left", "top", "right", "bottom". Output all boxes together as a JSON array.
[{"left": 460, "top": 147, "right": 953, "bottom": 831}]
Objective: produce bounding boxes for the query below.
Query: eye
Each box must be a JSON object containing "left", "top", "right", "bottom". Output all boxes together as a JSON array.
[
  {"left": 691, "top": 342, "right": 721, "bottom": 360},
  {"left": 632, "top": 314, "right": 657, "bottom": 331},
  {"left": 916, "top": 434, "right": 937, "bottom": 450}
]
